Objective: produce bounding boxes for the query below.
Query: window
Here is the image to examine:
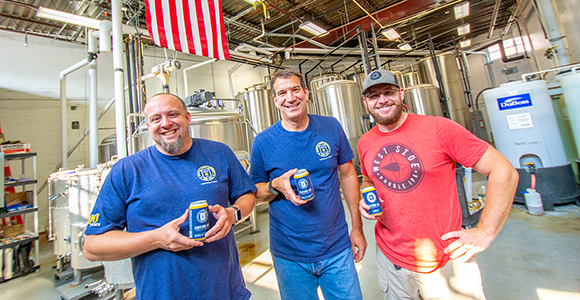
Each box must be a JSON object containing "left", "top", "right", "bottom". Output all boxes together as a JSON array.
[
  {"left": 487, "top": 36, "right": 528, "bottom": 61},
  {"left": 488, "top": 44, "right": 502, "bottom": 61}
]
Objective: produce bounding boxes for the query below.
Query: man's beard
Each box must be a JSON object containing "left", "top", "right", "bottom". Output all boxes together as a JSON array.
[
  {"left": 368, "top": 102, "right": 404, "bottom": 126},
  {"left": 158, "top": 135, "right": 184, "bottom": 154}
]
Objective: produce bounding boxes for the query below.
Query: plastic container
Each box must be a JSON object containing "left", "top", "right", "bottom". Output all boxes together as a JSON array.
[
  {"left": 524, "top": 188, "right": 544, "bottom": 215},
  {"left": 0, "top": 143, "right": 31, "bottom": 154}
]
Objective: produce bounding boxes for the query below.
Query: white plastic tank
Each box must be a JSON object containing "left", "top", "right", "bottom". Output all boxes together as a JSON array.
[
  {"left": 482, "top": 80, "right": 567, "bottom": 168},
  {"left": 561, "top": 71, "right": 580, "bottom": 152}
]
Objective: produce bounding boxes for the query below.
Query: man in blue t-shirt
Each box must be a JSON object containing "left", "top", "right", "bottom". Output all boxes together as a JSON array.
[
  {"left": 84, "top": 93, "right": 256, "bottom": 300},
  {"left": 250, "top": 69, "right": 366, "bottom": 300}
]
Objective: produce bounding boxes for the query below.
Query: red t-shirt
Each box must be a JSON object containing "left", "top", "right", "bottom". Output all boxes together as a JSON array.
[{"left": 358, "top": 113, "right": 489, "bottom": 273}]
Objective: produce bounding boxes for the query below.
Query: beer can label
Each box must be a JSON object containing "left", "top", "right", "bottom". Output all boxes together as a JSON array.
[
  {"left": 189, "top": 201, "right": 209, "bottom": 240},
  {"left": 294, "top": 169, "right": 315, "bottom": 201},
  {"left": 362, "top": 187, "right": 383, "bottom": 216}
]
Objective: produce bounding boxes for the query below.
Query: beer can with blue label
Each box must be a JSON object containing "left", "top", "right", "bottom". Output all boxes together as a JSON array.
[
  {"left": 189, "top": 200, "right": 209, "bottom": 240},
  {"left": 362, "top": 187, "right": 383, "bottom": 216},
  {"left": 294, "top": 169, "right": 315, "bottom": 201}
]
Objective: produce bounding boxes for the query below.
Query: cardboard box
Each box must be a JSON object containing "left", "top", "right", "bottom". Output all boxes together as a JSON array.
[
  {"left": 5, "top": 191, "right": 32, "bottom": 210},
  {"left": 0, "top": 223, "right": 25, "bottom": 238}
]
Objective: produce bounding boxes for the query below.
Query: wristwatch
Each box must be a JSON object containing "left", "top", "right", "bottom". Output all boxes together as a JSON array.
[
  {"left": 232, "top": 206, "right": 242, "bottom": 225},
  {"left": 269, "top": 180, "right": 279, "bottom": 196}
]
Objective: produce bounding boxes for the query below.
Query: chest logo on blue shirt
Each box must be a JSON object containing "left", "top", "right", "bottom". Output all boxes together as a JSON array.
[
  {"left": 372, "top": 143, "right": 424, "bottom": 193},
  {"left": 316, "top": 141, "right": 331, "bottom": 157},
  {"left": 197, "top": 165, "right": 216, "bottom": 181}
]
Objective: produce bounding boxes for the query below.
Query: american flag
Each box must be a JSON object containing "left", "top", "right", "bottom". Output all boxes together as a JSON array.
[{"left": 145, "top": 0, "right": 230, "bottom": 60}]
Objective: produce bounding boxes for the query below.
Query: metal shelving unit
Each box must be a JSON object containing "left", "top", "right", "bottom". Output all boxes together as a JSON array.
[{"left": 0, "top": 152, "right": 40, "bottom": 283}]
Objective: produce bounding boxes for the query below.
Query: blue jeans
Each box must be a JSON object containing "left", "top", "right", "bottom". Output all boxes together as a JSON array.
[{"left": 272, "top": 247, "right": 363, "bottom": 300}]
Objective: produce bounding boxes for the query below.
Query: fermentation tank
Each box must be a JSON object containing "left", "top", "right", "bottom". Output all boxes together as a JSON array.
[
  {"left": 236, "top": 82, "right": 280, "bottom": 136},
  {"left": 389, "top": 70, "right": 405, "bottom": 88},
  {"left": 417, "top": 53, "right": 472, "bottom": 130},
  {"left": 483, "top": 80, "right": 579, "bottom": 209},
  {"left": 403, "top": 71, "right": 420, "bottom": 87},
  {"left": 309, "top": 73, "right": 343, "bottom": 114},
  {"left": 404, "top": 84, "right": 443, "bottom": 116},
  {"left": 99, "top": 135, "right": 116, "bottom": 163},
  {"left": 133, "top": 107, "right": 251, "bottom": 163},
  {"left": 316, "top": 80, "right": 368, "bottom": 167},
  {"left": 347, "top": 72, "right": 366, "bottom": 91}
]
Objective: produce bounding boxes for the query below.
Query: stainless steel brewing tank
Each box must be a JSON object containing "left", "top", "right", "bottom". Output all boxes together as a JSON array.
[
  {"left": 316, "top": 80, "right": 367, "bottom": 167},
  {"left": 309, "top": 73, "right": 343, "bottom": 114},
  {"left": 389, "top": 70, "right": 405, "bottom": 88},
  {"left": 236, "top": 83, "right": 280, "bottom": 134},
  {"left": 99, "top": 134, "right": 116, "bottom": 164},
  {"left": 417, "top": 53, "right": 472, "bottom": 130},
  {"left": 132, "top": 108, "right": 251, "bottom": 158},
  {"left": 404, "top": 84, "right": 444, "bottom": 116},
  {"left": 403, "top": 71, "right": 420, "bottom": 87},
  {"left": 347, "top": 72, "right": 366, "bottom": 90}
]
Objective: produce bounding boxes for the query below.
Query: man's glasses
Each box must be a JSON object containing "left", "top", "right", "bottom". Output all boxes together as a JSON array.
[{"left": 365, "top": 89, "right": 399, "bottom": 101}]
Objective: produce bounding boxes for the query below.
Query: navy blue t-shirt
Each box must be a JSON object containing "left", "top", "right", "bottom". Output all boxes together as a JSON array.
[
  {"left": 86, "top": 138, "right": 256, "bottom": 300},
  {"left": 250, "top": 114, "right": 354, "bottom": 263}
]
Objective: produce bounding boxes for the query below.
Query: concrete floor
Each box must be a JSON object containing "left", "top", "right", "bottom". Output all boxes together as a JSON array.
[{"left": 2, "top": 191, "right": 580, "bottom": 299}]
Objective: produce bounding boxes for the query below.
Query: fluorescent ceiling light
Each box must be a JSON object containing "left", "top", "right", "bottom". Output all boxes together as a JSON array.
[
  {"left": 454, "top": 2, "right": 470, "bottom": 19},
  {"left": 36, "top": 7, "right": 101, "bottom": 29},
  {"left": 460, "top": 39, "right": 472, "bottom": 48},
  {"left": 457, "top": 23, "right": 471, "bottom": 35},
  {"left": 398, "top": 43, "right": 412, "bottom": 51},
  {"left": 299, "top": 21, "right": 328, "bottom": 36},
  {"left": 381, "top": 28, "right": 401, "bottom": 41}
]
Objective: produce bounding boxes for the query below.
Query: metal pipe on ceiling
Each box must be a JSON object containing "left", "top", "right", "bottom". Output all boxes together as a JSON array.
[{"left": 488, "top": 0, "right": 501, "bottom": 38}]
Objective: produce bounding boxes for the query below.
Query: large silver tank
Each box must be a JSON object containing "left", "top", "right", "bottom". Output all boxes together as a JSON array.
[
  {"left": 99, "top": 135, "right": 116, "bottom": 164},
  {"left": 236, "top": 83, "right": 280, "bottom": 135},
  {"left": 133, "top": 108, "right": 251, "bottom": 161},
  {"left": 389, "top": 70, "right": 405, "bottom": 88},
  {"left": 403, "top": 71, "right": 420, "bottom": 87},
  {"left": 404, "top": 84, "right": 444, "bottom": 116},
  {"left": 309, "top": 73, "right": 343, "bottom": 114},
  {"left": 347, "top": 72, "right": 366, "bottom": 92},
  {"left": 417, "top": 53, "right": 472, "bottom": 130},
  {"left": 316, "top": 80, "right": 368, "bottom": 167}
]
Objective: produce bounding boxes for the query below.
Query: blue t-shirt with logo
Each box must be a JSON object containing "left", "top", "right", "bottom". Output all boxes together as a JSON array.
[
  {"left": 86, "top": 138, "right": 256, "bottom": 300},
  {"left": 250, "top": 114, "right": 354, "bottom": 262}
]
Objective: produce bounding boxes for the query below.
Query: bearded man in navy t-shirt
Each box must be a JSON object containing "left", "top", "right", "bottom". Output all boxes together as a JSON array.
[
  {"left": 84, "top": 93, "right": 256, "bottom": 300},
  {"left": 250, "top": 69, "right": 366, "bottom": 300}
]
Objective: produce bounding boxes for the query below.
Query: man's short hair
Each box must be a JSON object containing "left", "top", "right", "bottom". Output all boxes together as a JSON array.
[
  {"left": 270, "top": 69, "right": 307, "bottom": 97},
  {"left": 144, "top": 93, "right": 188, "bottom": 121}
]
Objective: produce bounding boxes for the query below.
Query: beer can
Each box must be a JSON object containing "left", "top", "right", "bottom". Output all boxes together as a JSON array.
[
  {"left": 189, "top": 200, "right": 209, "bottom": 240},
  {"left": 294, "top": 169, "right": 315, "bottom": 201},
  {"left": 362, "top": 187, "right": 383, "bottom": 216}
]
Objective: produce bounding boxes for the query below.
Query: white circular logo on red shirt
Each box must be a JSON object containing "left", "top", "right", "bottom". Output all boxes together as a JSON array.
[{"left": 372, "top": 143, "right": 424, "bottom": 193}]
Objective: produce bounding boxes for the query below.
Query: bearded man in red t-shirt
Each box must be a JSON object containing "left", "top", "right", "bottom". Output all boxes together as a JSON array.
[{"left": 358, "top": 69, "right": 518, "bottom": 300}]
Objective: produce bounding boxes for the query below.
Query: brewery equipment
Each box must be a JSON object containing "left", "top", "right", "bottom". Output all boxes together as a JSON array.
[{"left": 316, "top": 80, "right": 368, "bottom": 167}]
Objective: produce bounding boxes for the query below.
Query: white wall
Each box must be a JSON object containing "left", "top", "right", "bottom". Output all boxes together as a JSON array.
[{"left": 0, "top": 30, "right": 268, "bottom": 232}]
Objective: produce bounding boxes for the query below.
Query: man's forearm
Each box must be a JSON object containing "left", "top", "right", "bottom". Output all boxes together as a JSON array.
[
  {"left": 472, "top": 146, "right": 519, "bottom": 239},
  {"left": 477, "top": 167, "right": 518, "bottom": 238},
  {"left": 339, "top": 163, "right": 363, "bottom": 230},
  {"left": 84, "top": 230, "right": 160, "bottom": 261},
  {"left": 232, "top": 193, "right": 256, "bottom": 220},
  {"left": 254, "top": 181, "right": 278, "bottom": 204}
]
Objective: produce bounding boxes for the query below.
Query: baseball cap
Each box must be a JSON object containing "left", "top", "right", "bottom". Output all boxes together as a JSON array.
[{"left": 361, "top": 69, "right": 399, "bottom": 95}]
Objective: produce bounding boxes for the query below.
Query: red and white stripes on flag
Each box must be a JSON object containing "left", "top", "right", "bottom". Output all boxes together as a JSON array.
[{"left": 145, "top": 0, "right": 230, "bottom": 60}]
